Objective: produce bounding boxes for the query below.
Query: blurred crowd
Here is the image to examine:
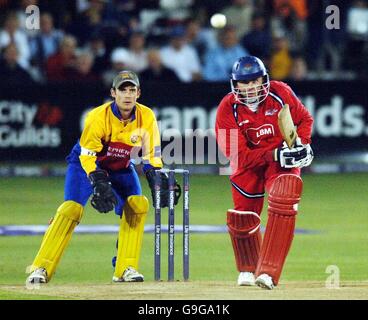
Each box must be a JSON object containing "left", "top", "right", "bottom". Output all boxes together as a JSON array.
[{"left": 1, "top": 0, "right": 367, "bottom": 86}]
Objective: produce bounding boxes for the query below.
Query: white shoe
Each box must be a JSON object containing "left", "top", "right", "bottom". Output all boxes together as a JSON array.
[
  {"left": 112, "top": 267, "right": 144, "bottom": 282},
  {"left": 26, "top": 268, "right": 48, "bottom": 284},
  {"left": 255, "top": 273, "right": 274, "bottom": 290},
  {"left": 237, "top": 272, "right": 255, "bottom": 286}
]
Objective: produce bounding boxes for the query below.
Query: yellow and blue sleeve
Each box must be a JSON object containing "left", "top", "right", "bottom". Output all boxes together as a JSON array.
[
  {"left": 79, "top": 113, "right": 105, "bottom": 175},
  {"left": 142, "top": 111, "right": 162, "bottom": 172}
]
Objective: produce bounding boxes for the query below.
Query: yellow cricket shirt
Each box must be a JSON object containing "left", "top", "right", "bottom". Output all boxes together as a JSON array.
[{"left": 79, "top": 101, "right": 162, "bottom": 174}]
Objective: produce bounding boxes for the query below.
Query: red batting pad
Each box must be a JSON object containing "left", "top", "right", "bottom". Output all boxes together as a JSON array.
[
  {"left": 268, "top": 174, "right": 303, "bottom": 215},
  {"left": 227, "top": 210, "right": 262, "bottom": 272},
  {"left": 256, "top": 174, "right": 303, "bottom": 285}
]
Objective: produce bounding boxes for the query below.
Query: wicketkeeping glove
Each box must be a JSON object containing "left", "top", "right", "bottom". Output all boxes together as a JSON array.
[
  {"left": 88, "top": 170, "right": 118, "bottom": 213},
  {"left": 275, "top": 138, "right": 314, "bottom": 168},
  {"left": 145, "top": 168, "right": 182, "bottom": 208}
]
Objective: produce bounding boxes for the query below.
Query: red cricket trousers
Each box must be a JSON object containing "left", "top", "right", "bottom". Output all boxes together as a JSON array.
[{"left": 230, "top": 162, "right": 300, "bottom": 213}]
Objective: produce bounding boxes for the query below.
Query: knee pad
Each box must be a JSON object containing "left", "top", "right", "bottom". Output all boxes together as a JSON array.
[
  {"left": 123, "top": 196, "right": 148, "bottom": 227},
  {"left": 268, "top": 174, "right": 303, "bottom": 216},
  {"left": 124, "top": 196, "right": 149, "bottom": 214},
  {"left": 125, "top": 195, "right": 149, "bottom": 215},
  {"left": 56, "top": 200, "right": 83, "bottom": 222},
  {"left": 227, "top": 210, "right": 262, "bottom": 272},
  {"left": 227, "top": 210, "right": 261, "bottom": 238}
]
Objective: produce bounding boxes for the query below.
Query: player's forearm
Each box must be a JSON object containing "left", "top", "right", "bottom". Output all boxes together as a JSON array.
[
  {"left": 292, "top": 103, "right": 314, "bottom": 145},
  {"left": 235, "top": 147, "right": 274, "bottom": 170},
  {"left": 79, "top": 155, "right": 98, "bottom": 175},
  {"left": 142, "top": 157, "right": 163, "bottom": 171},
  {"left": 296, "top": 116, "right": 313, "bottom": 145},
  {"left": 141, "top": 140, "right": 163, "bottom": 170}
]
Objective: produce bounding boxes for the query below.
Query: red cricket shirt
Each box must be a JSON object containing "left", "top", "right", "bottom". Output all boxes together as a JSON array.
[{"left": 215, "top": 80, "right": 314, "bottom": 176}]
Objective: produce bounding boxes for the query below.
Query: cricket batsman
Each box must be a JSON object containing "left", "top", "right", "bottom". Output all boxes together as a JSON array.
[
  {"left": 26, "top": 71, "right": 181, "bottom": 284},
  {"left": 215, "top": 56, "right": 314, "bottom": 289}
]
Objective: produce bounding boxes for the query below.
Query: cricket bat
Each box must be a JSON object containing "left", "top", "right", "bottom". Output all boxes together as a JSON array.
[{"left": 278, "top": 104, "right": 297, "bottom": 148}]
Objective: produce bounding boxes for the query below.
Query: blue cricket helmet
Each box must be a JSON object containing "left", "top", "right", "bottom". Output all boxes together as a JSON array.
[
  {"left": 231, "top": 56, "right": 267, "bottom": 81},
  {"left": 230, "top": 56, "right": 270, "bottom": 106}
]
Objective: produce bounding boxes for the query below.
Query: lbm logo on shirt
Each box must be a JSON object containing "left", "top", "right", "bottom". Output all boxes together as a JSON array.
[{"left": 246, "top": 124, "right": 275, "bottom": 145}]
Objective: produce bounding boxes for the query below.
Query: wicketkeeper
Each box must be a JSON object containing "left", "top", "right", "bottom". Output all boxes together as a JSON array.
[
  {"left": 215, "top": 56, "right": 314, "bottom": 289},
  {"left": 26, "top": 71, "right": 181, "bottom": 284}
]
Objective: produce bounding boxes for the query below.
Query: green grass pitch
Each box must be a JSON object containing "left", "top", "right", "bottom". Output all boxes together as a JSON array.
[{"left": 0, "top": 173, "right": 367, "bottom": 299}]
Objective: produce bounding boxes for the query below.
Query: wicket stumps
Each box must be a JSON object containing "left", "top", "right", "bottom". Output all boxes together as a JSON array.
[{"left": 154, "top": 168, "right": 190, "bottom": 281}]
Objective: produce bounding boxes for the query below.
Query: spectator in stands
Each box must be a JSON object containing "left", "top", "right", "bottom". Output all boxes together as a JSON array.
[
  {"left": 67, "top": 51, "right": 100, "bottom": 81},
  {"left": 140, "top": 48, "right": 180, "bottom": 82},
  {"left": 304, "top": 0, "right": 323, "bottom": 70},
  {"left": 241, "top": 12, "right": 272, "bottom": 61},
  {"left": 110, "top": 31, "right": 148, "bottom": 73},
  {"left": 36, "top": 0, "right": 72, "bottom": 30},
  {"left": 103, "top": 5, "right": 137, "bottom": 52},
  {"left": 191, "top": 0, "right": 230, "bottom": 19},
  {"left": 68, "top": 0, "right": 105, "bottom": 45},
  {"left": 84, "top": 34, "right": 109, "bottom": 76},
  {"left": 46, "top": 35, "right": 77, "bottom": 81},
  {"left": 102, "top": 47, "right": 128, "bottom": 86},
  {"left": 159, "top": 0, "right": 193, "bottom": 24},
  {"left": 288, "top": 54, "right": 308, "bottom": 81},
  {"left": 0, "top": 43, "right": 34, "bottom": 85},
  {"left": 128, "top": 32, "right": 148, "bottom": 73},
  {"left": 203, "top": 25, "right": 248, "bottom": 82},
  {"left": 103, "top": 0, "right": 138, "bottom": 29},
  {"left": 184, "top": 18, "right": 217, "bottom": 63},
  {"left": 0, "top": 12, "right": 31, "bottom": 69},
  {"left": 269, "top": 0, "right": 308, "bottom": 52},
  {"left": 221, "top": 0, "right": 254, "bottom": 39},
  {"left": 344, "top": 0, "right": 367, "bottom": 74},
  {"left": 30, "top": 13, "right": 64, "bottom": 71},
  {"left": 269, "top": 33, "right": 293, "bottom": 80},
  {"left": 160, "top": 25, "right": 202, "bottom": 82}
]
